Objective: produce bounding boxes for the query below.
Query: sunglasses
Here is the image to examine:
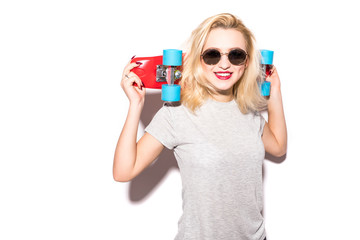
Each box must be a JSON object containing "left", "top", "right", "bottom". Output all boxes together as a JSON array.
[{"left": 201, "top": 48, "right": 248, "bottom": 66}]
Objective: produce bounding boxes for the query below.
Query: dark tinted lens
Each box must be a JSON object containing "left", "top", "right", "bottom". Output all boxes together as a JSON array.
[
  {"left": 202, "top": 49, "right": 221, "bottom": 65},
  {"left": 228, "top": 49, "right": 247, "bottom": 65}
]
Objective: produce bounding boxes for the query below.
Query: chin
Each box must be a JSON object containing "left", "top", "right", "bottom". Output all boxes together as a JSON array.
[{"left": 214, "top": 80, "right": 237, "bottom": 90}]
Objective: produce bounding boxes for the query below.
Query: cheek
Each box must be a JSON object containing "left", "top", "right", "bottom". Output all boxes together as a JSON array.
[
  {"left": 235, "top": 66, "right": 246, "bottom": 76},
  {"left": 201, "top": 63, "right": 215, "bottom": 77}
]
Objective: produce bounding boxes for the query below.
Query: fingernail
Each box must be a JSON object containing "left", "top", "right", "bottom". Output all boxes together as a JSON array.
[
  {"left": 131, "top": 55, "right": 136, "bottom": 60},
  {"left": 136, "top": 61, "right": 142, "bottom": 65}
]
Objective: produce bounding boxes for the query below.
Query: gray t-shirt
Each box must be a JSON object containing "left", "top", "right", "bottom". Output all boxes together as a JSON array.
[{"left": 145, "top": 99, "right": 266, "bottom": 240}]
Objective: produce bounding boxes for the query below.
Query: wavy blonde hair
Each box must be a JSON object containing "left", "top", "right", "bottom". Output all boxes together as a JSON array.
[{"left": 180, "top": 13, "right": 266, "bottom": 113}]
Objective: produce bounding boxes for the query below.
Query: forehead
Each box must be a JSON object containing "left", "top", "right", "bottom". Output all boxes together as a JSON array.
[{"left": 203, "top": 28, "right": 246, "bottom": 51}]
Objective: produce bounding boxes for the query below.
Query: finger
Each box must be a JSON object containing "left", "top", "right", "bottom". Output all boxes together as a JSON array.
[
  {"left": 129, "top": 55, "right": 136, "bottom": 63},
  {"left": 129, "top": 75, "right": 145, "bottom": 93},
  {"left": 266, "top": 66, "right": 280, "bottom": 84},
  {"left": 121, "top": 69, "right": 138, "bottom": 84},
  {"left": 123, "top": 61, "right": 142, "bottom": 77},
  {"left": 269, "top": 65, "right": 277, "bottom": 76},
  {"left": 121, "top": 72, "right": 135, "bottom": 88},
  {"left": 123, "top": 72, "right": 143, "bottom": 89},
  {"left": 133, "top": 77, "right": 144, "bottom": 89}
]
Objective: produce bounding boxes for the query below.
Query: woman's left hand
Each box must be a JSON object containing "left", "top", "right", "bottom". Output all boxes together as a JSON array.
[
  {"left": 266, "top": 66, "right": 281, "bottom": 96},
  {"left": 261, "top": 65, "right": 287, "bottom": 157}
]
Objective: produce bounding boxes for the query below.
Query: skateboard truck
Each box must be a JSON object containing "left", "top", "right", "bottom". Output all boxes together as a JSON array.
[
  {"left": 156, "top": 65, "right": 182, "bottom": 83},
  {"left": 159, "top": 49, "right": 182, "bottom": 102},
  {"left": 260, "top": 49, "right": 274, "bottom": 97},
  {"left": 131, "top": 49, "right": 183, "bottom": 102}
]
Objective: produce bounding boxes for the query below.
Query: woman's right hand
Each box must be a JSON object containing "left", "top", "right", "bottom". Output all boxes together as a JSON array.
[
  {"left": 121, "top": 61, "right": 145, "bottom": 105},
  {"left": 115, "top": 60, "right": 165, "bottom": 183}
]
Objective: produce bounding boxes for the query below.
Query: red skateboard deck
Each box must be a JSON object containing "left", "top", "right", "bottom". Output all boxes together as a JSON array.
[{"left": 130, "top": 55, "right": 182, "bottom": 89}]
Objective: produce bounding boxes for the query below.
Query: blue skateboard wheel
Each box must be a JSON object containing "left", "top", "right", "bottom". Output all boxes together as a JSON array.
[
  {"left": 260, "top": 49, "right": 274, "bottom": 65},
  {"left": 163, "top": 49, "right": 182, "bottom": 66},
  {"left": 161, "top": 84, "right": 181, "bottom": 102},
  {"left": 261, "top": 81, "right": 271, "bottom": 96}
]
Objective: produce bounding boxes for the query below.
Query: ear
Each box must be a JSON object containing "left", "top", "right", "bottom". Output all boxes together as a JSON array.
[{"left": 244, "top": 58, "right": 249, "bottom": 68}]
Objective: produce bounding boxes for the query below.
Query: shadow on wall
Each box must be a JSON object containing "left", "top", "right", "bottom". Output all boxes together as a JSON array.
[
  {"left": 265, "top": 153, "right": 286, "bottom": 164},
  {"left": 129, "top": 92, "right": 179, "bottom": 203}
]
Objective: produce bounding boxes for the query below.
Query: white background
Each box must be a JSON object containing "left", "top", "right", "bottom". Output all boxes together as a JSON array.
[{"left": 1, "top": 0, "right": 359, "bottom": 239}]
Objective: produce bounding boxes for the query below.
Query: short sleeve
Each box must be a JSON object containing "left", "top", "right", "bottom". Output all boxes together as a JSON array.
[
  {"left": 145, "top": 105, "right": 177, "bottom": 150},
  {"left": 259, "top": 113, "right": 266, "bottom": 136},
  {"left": 254, "top": 111, "right": 266, "bottom": 136}
]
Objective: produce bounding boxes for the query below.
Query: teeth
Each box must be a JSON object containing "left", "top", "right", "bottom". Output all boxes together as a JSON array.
[{"left": 216, "top": 73, "right": 231, "bottom": 76}]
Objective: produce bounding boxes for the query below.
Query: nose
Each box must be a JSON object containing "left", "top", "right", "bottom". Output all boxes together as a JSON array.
[{"left": 218, "top": 54, "right": 231, "bottom": 69}]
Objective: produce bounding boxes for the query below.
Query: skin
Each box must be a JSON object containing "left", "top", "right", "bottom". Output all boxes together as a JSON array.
[{"left": 113, "top": 28, "right": 287, "bottom": 182}]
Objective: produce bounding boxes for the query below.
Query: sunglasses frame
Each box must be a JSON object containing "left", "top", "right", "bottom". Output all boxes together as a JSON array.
[{"left": 201, "top": 48, "right": 248, "bottom": 66}]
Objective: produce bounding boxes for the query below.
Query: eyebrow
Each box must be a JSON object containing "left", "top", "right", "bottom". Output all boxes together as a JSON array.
[{"left": 202, "top": 47, "right": 247, "bottom": 53}]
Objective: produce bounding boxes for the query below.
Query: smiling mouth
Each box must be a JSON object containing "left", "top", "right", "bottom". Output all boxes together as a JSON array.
[{"left": 215, "top": 72, "right": 232, "bottom": 80}]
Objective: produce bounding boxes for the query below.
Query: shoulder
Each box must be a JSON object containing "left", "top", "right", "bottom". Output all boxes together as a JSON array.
[
  {"left": 251, "top": 111, "right": 266, "bottom": 133},
  {"left": 151, "top": 102, "right": 188, "bottom": 122},
  {"left": 159, "top": 101, "right": 184, "bottom": 114}
]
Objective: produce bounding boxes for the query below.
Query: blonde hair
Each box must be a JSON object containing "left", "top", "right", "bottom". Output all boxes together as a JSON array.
[{"left": 180, "top": 13, "right": 266, "bottom": 113}]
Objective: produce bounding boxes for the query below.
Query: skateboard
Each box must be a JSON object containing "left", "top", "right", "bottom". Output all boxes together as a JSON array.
[
  {"left": 260, "top": 49, "right": 274, "bottom": 96},
  {"left": 130, "top": 49, "right": 183, "bottom": 102}
]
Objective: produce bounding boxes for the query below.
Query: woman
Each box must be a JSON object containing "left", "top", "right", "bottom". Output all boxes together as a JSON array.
[{"left": 114, "top": 13, "right": 287, "bottom": 240}]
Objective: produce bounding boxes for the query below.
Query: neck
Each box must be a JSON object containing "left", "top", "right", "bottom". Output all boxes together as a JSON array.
[{"left": 210, "top": 92, "right": 234, "bottom": 102}]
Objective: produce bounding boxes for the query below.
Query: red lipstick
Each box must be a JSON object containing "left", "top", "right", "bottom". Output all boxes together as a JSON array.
[{"left": 215, "top": 71, "right": 232, "bottom": 80}]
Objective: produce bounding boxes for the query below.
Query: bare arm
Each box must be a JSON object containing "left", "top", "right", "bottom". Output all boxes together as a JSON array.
[
  {"left": 262, "top": 66, "right": 287, "bottom": 157},
  {"left": 113, "top": 61, "right": 164, "bottom": 182}
]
